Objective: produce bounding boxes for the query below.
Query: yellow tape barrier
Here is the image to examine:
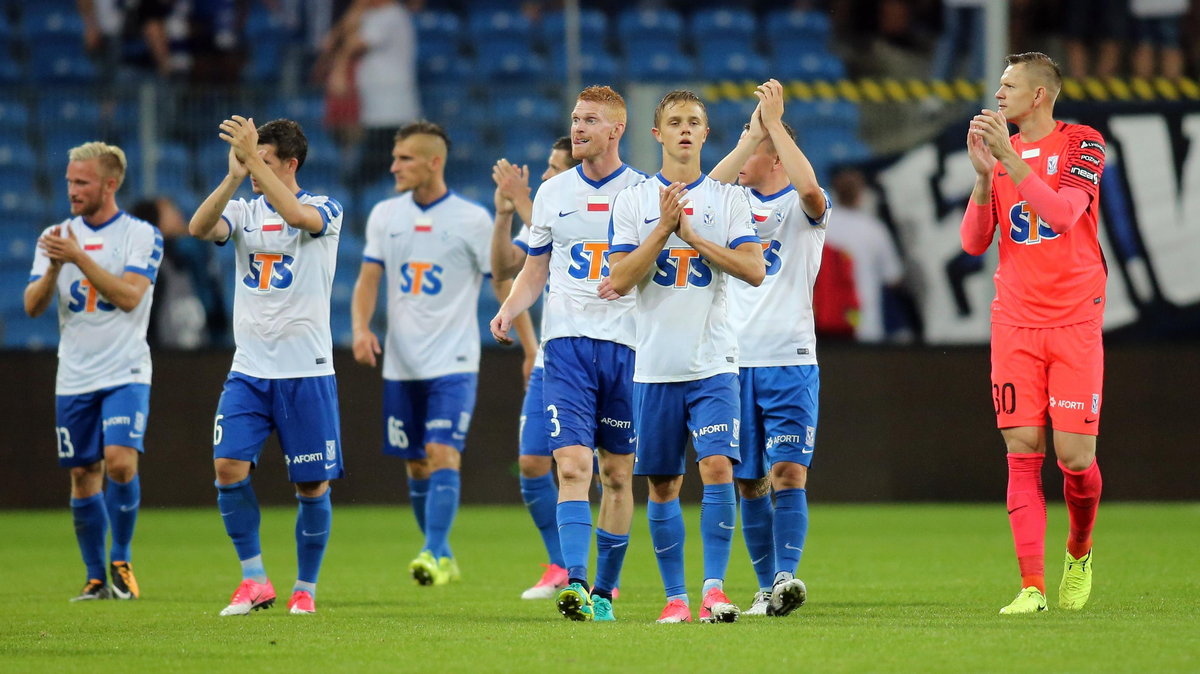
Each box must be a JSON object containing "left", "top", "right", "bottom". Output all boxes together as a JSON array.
[{"left": 702, "top": 77, "right": 1200, "bottom": 103}]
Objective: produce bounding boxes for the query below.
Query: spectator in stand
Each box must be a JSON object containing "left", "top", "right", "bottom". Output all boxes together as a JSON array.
[
  {"left": 827, "top": 168, "right": 906, "bottom": 343},
  {"left": 931, "top": 0, "right": 988, "bottom": 82},
  {"left": 1063, "top": 0, "right": 1126, "bottom": 80},
  {"left": 1130, "top": 0, "right": 1187, "bottom": 79},
  {"left": 130, "top": 196, "right": 228, "bottom": 349}
]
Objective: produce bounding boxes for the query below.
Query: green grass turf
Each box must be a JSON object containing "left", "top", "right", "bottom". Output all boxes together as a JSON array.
[{"left": 1, "top": 503, "right": 1197, "bottom": 672}]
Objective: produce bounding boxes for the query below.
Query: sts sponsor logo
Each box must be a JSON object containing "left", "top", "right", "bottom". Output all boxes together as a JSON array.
[
  {"left": 653, "top": 248, "right": 712, "bottom": 288},
  {"left": 1008, "top": 201, "right": 1059, "bottom": 245},
  {"left": 761, "top": 240, "right": 782, "bottom": 276},
  {"left": 399, "top": 261, "right": 445, "bottom": 294},
  {"left": 567, "top": 240, "right": 610, "bottom": 281},
  {"left": 67, "top": 278, "right": 116, "bottom": 313},
  {"left": 243, "top": 252, "right": 295, "bottom": 291}
]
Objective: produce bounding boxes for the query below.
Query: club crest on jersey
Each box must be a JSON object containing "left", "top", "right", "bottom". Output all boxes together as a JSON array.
[
  {"left": 761, "top": 239, "right": 783, "bottom": 276},
  {"left": 1047, "top": 155, "right": 1059, "bottom": 175},
  {"left": 399, "top": 261, "right": 444, "bottom": 294},
  {"left": 568, "top": 240, "right": 610, "bottom": 281},
  {"left": 586, "top": 196, "right": 610, "bottom": 212},
  {"left": 242, "top": 252, "right": 296, "bottom": 291},
  {"left": 653, "top": 247, "right": 711, "bottom": 288},
  {"left": 1008, "top": 201, "right": 1059, "bottom": 244},
  {"left": 67, "top": 278, "right": 116, "bottom": 313},
  {"left": 703, "top": 205, "right": 715, "bottom": 227}
]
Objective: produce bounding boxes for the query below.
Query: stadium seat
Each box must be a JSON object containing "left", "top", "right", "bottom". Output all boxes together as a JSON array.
[
  {"left": 31, "top": 54, "right": 98, "bottom": 85},
  {"left": 773, "top": 51, "right": 846, "bottom": 82},
  {"left": 625, "top": 47, "right": 694, "bottom": 83},
  {"left": 699, "top": 49, "right": 769, "bottom": 82},
  {"left": 765, "top": 10, "right": 833, "bottom": 49},
  {"left": 415, "top": 10, "right": 461, "bottom": 45},
  {"left": 475, "top": 41, "right": 546, "bottom": 83},
  {"left": 540, "top": 10, "right": 609, "bottom": 49},
  {"left": 0, "top": 137, "right": 37, "bottom": 170},
  {"left": 552, "top": 49, "right": 620, "bottom": 82},
  {"left": 0, "top": 60, "right": 25, "bottom": 85},
  {"left": 690, "top": 8, "right": 756, "bottom": 43},
  {"left": 24, "top": 6, "right": 86, "bottom": 41},
  {"left": 264, "top": 96, "right": 325, "bottom": 129},
  {"left": 1, "top": 309, "right": 60, "bottom": 350},
  {"left": 707, "top": 99, "right": 757, "bottom": 131},
  {"left": 419, "top": 51, "right": 473, "bottom": 83},
  {"left": 468, "top": 10, "right": 533, "bottom": 43},
  {"left": 492, "top": 95, "right": 563, "bottom": 135},
  {"left": 617, "top": 8, "right": 684, "bottom": 49}
]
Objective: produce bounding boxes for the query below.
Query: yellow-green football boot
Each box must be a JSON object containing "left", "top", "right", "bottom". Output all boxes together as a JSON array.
[
  {"left": 1058, "top": 550, "right": 1093, "bottom": 610},
  {"left": 999, "top": 586, "right": 1047, "bottom": 615}
]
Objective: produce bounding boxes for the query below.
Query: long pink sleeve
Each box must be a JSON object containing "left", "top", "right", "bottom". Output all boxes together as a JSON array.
[
  {"left": 1015, "top": 176, "right": 1091, "bottom": 234},
  {"left": 960, "top": 199, "right": 996, "bottom": 255}
]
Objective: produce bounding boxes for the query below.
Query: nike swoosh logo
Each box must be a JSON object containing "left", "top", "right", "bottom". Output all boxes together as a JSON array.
[
  {"left": 436, "top": 485, "right": 458, "bottom": 492},
  {"left": 750, "top": 554, "right": 768, "bottom": 565},
  {"left": 324, "top": 462, "right": 337, "bottom": 470},
  {"left": 718, "top": 521, "right": 735, "bottom": 530},
  {"left": 524, "top": 497, "right": 540, "bottom": 506},
  {"left": 1084, "top": 418, "right": 1097, "bottom": 424},
  {"left": 1007, "top": 505, "right": 1027, "bottom": 515},
  {"left": 644, "top": 217, "right": 660, "bottom": 224},
  {"left": 558, "top": 210, "right": 579, "bottom": 217},
  {"left": 998, "top": 171, "right": 1008, "bottom": 177},
  {"left": 129, "top": 432, "right": 143, "bottom": 438},
  {"left": 801, "top": 448, "right": 814, "bottom": 454},
  {"left": 628, "top": 437, "right": 637, "bottom": 444},
  {"left": 654, "top": 542, "right": 680, "bottom": 554},
  {"left": 119, "top": 501, "right": 140, "bottom": 513},
  {"left": 242, "top": 226, "right": 259, "bottom": 232},
  {"left": 219, "top": 511, "right": 235, "bottom": 516},
  {"left": 784, "top": 543, "right": 803, "bottom": 552},
  {"left": 390, "top": 232, "right": 404, "bottom": 237},
  {"left": 610, "top": 542, "right": 628, "bottom": 549},
  {"left": 302, "top": 530, "right": 328, "bottom": 537}
]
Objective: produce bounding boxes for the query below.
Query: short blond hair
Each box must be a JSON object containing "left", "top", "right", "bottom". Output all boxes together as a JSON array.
[
  {"left": 654, "top": 90, "right": 707, "bottom": 128},
  {"left": 577, "top": 85, "right": 627, "bottom": 125},
  {"left": 69, "top": 141, "right": 127, "bottom": 189}
]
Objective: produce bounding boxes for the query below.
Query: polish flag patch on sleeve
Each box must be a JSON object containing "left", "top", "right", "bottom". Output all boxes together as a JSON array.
[
  {"left": 414, "top": 216, "right": 433, "bottom": 232},
  {"left": 586, "top": 196, "right": 610, "bottom": 212}
]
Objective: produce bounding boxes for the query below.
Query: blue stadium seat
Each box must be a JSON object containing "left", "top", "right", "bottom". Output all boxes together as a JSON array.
[
  {"left": 31, "top": 54, "right": 97, "bottom": 85},
  {"left": 540, "top": 10, "right": 609, "bottom": 48},
  {"left": 625, "top": 47, "right": 694, "bottom": 83},
  {"left": 2, "top": 309, "right": 60, "bottom": 350},
  {"left": 773, "top": 51, "right": 846, "bottom": 82},
  {"left": 0, "top": 223, "right": 45, "bottom": 265},
  {"left": 419, "top": 51, "right": 473, "bottom": 83},
  {"left": 264, "top": 96, "right": 325, "bottom": 128},
  {"left": 197, "top": 144, "right": 233, "bottom": 184},
  {"left": 25, "top": 6, "right": 86, "bottom": 40},
  {"left": 244, "top": 41, "right": 284, "bottom": 83},
  {"left": 45, "top": 97, "right": 102, "bottom": 131},
  {"left": 475, "top": 41, "right": 546, "bottom": 83},
  {"left": 707, "top": 99, "right": 757, "bottom": 131},
  {"left": 765, "top": 10, "right": 833, "bottom": 48},
  {"left": 552, "top": 49, "right": 620, "bottom": 82},
  {"left": 468, "top": 10, "right": 533, "bottom": 43},
  {"left": 415, "top": 10, "right": 461, "bottom": 44},
  {"left": 699, "top": 49, "right": 769, "bottom": 82},
  {"left": 492, "top": 95, "right": 563, "bottom": 135},
  {"left": 418, "top": 35, "right": 459, "bottom": 61},
  {"left": 0, "top": 137, "right": 36, "bottom": 169},
  {"left": 690, "top": 8, "right": 756, "bottom": 43},
  {"left": 0, "top": 60, "right": 25, "bottom": 85},
  {"left": 617, "top": 8, "right": 684, "bottom": 48}
]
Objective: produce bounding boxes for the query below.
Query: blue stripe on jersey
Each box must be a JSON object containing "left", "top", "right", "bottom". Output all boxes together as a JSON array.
[
  {"left": 575, "top": 163, "right": 634, "bottom": 189},
  {"left": 609, "top": 244, "right": 637, "bottom": 254},
  {"left": 83, "top": 210, "right": 124, "bottom": 231},
  {"left": 216, "top": 215, "right": 233, "bottom": 246},
  {"left": 750, "top": 185, "right": 796, "bottom": 202},
  {"left": 730, "top": 235, "right": 760, "bottom": 249},
  {"left": 415, "top": 191, "right": 452, "bottom": 211},
  {"left": 324, "top": 198, "right": 343, "bottom": 218},
  {"left": 363, "top": 255, "right": 385, "bottom": 267},
  {"left": 125, "top": 265, "right": 158, "bottom": 282},
  {"left": 512, "top": 238, "right": 530, "bottom": 254},
  {"left": 805, "top": 188, "right": 832, "bottom": 227},
  {"left": 655, "top": 172, "right": 706, "bottom": 191},
  {"left": 29, "top": 274, "right": 41, "bottom": 283},
  {"left": 528, "top": 243, "right": 551, "bottom": 256}
]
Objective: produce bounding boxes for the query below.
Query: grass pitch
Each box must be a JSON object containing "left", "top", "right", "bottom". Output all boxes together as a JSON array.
[{"left": 1, "top": 503, "right": 1197, "bottom": 672}]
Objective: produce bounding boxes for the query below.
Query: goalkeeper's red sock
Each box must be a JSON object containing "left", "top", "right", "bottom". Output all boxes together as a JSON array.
[
  {"left": 1060, "top": 458, "right": 1102, "bottom": 560},
  {"left": 1007, "top": 452, "right": 1046, "bottom": 593}
]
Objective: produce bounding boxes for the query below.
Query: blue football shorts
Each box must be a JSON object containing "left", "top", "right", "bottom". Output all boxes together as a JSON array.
[
  {"left": 213, "top": 373, "right": 343, "bottom": 483},
  {"left": 55, "top": 383, "right": 150, "bottom": 468},
  {"left": 382, "top": 372, "right": 477, "bottom": 459},
  {"left": 542, "top": 337, "right": 636, "bottom": 455},
  {"left": 519, "top": 366, "right": 550, "bottom": 457},
  {"left": 734, "top": 365, "right": 820, "bottom": 480},
  {"left": 633, "top": 373, "right": 741, "bottom": 476}
]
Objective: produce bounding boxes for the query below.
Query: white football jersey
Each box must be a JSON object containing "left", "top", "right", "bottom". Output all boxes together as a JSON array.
[
  {"left": 609, "top": 173, "right": 759, "bottom": 383},
  {"left": 219, "top": 190, "right": 342, "bottom": 379},
  {"left": 30, "top": 212, "right": 161, "bottom": 395},
  {"left": 512, "top": 224, "right": 546, "bottom": 369},
  {"left": 729, "top": 186, "right": 831, "bottom": 367},
  {"left": 363, "top": 191, "right": 492, "bottom": 381},
  {"left": 528, "top": 163, "right": 646, "bottom": 348}
]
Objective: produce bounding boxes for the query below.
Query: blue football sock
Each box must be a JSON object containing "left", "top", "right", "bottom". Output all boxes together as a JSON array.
[
  {"left": 240, "top": 554, "right": 267, "bottom": 583},
  {"left": 520, "top": 473, "right": 564, "bottom": 567},
  {"left": 293, "top": 580, "right": 316, "bottom": 597},
  {"left": 71, "top": 493, "right": 109, "bottom": 581},
  {"left": 647, "top": 499, "right": 686, "bottom": 599},
  {"left": 593, "top": 528, "right": 629, "bottom": 596},
  {"left": 773, "top": 488, "right": 809, "bottom": 576},
  {"left": 424, "top": 469, "right": 460, "bottom": 558},
  {"left": 556, "top": 500, "right": 592, "bottom": 585},
  {"left": 700, "top": 483, "right": 736, "bottom": 583},
  {"left": 104, "top": 475, "right": 140, "bottom": 563},
  {"left": 295, "top": 491, "right": 332, "bottom": 584},
  {"left": 408, "top": 477, "right": 430, "bottom": 535},
  {"left": 216, "top": 478, "right": 262, "bottom": 570},
  {"left": 740, "top": 493, "right": 775, "bottom": 590}
]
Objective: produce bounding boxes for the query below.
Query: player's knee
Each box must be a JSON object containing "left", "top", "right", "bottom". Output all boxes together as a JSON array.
[
  {"left": 295, "top": 481, "right": 329, "bottom": 498},
  {"left": 518, "top": 455, "right": 552, "bottom": 479},
  {"left": 771, "top": 462, "right": 807, "bottom": 490},
  {"left": 104, "top": 448, "right": 138, "bottom": 483},
  {"left": 214, "top": 458, "right": 250, "bottom": 485},
  {"left": 557, "top": 457, "right": 592, "bottom": 485},
  {"left": 406, "top": 458, "right": 432, "bottom": 480},
  {"left": 599, "top": 464, "right": 631, "bottom": 493},
  {"left": 647, "top": 476, "right": 682, "bottom": 502},
  {"left": 698, "top": 456, "right": 733, "bottom": 484},
  {"left": 69, "top": 462, "right": 104, "bottom": 497}
]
